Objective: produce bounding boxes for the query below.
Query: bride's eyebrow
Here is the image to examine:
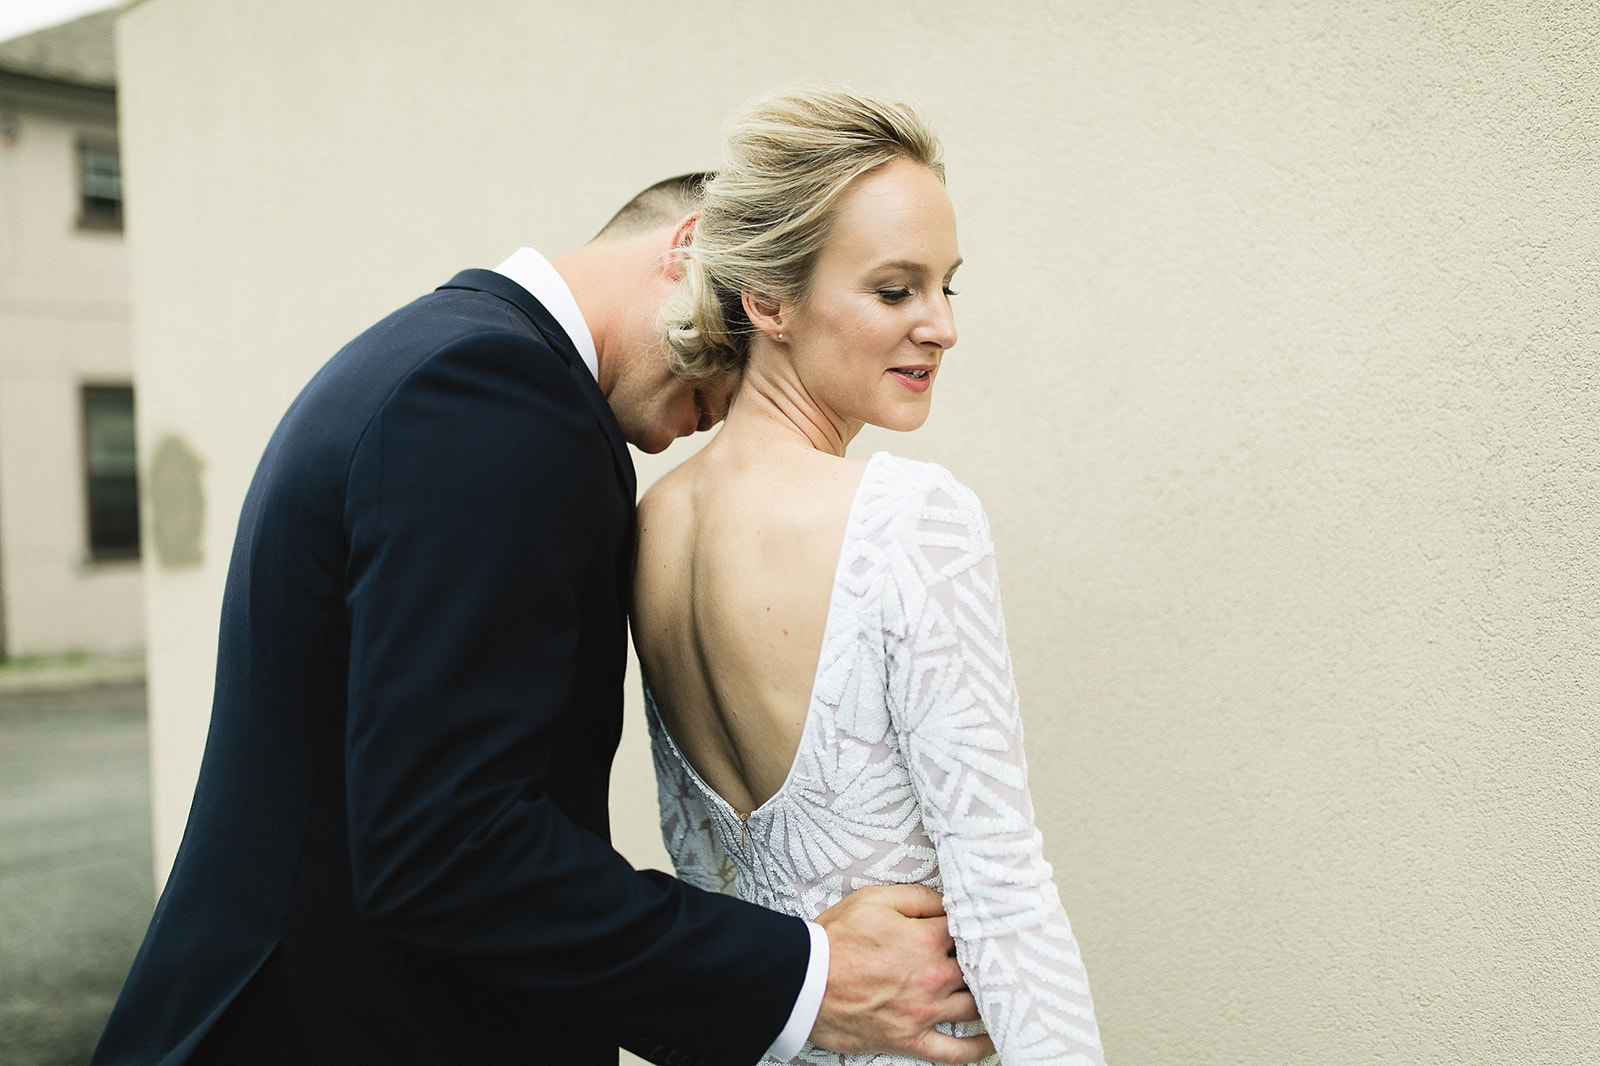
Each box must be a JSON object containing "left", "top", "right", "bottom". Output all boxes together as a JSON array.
[{"left": 868, "top": 257, "right": 965, "bottom": 276}]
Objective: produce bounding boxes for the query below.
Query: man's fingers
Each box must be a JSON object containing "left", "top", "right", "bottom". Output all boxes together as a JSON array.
[
  {"left": 864, "top": 881, "right": 946, "bottom": 919},
  {"left": 915, "top": 1031, "right": 997, "bottom": 1065},
  {"left": 922, "top": 956, "right": 971, "bottom": 1001},
  {"left": 932, "top": 987, "right": 983, "bottom": 1023}
]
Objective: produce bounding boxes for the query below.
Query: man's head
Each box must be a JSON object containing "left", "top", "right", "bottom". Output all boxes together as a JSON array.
[
  {"left": 554, "top": 172, "right": 733, "bottom": 454},
  {"left": 591, "top": 173, "right": 709, "bottom": 243}
]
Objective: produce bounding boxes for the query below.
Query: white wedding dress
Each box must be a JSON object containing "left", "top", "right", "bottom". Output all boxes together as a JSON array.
[{"left": 647, "top": 452, "right": 1106, "bottom": 1066}]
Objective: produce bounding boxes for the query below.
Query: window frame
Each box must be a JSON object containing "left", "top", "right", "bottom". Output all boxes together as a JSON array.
[
  {"left": 80, "top": 382, "right": 140, "bottom": 562},
  {"left": 75, "top": 136, "right": 123, "bottom": 232}
]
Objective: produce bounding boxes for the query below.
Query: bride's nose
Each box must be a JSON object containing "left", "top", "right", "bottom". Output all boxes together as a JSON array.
[{"left": 912, "top": 294, "right": 957, "bottom": 351}]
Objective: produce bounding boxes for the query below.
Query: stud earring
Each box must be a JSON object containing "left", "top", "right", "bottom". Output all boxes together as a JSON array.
[{"left": 777, "top": 332, "right": 784, "bottom": 340}]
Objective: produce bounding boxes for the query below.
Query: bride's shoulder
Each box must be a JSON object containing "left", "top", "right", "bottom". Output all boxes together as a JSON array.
[
  {"left": 864, "top": 452, "right": 988, "bottom": 520},
  {"left": 637, "top": 462, "right": 690, "bottom": 521}
]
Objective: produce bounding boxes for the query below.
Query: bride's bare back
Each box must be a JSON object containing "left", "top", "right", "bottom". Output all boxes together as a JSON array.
[{"left": 633, "top": 444, "right": 867, "bottom": 817}]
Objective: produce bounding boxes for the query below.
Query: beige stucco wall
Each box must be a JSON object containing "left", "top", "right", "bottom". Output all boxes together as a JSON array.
[
  {"left": 0, "top": 92, "right": 143, "bottom": 656},
  {"left": 118, "top": 0, "right": 1597, "bottom": 1062}
]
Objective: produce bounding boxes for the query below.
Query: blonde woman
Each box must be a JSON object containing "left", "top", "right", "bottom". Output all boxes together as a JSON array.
[{"left": 634, "top": 88, "right": 1107, "bottom": 1065}]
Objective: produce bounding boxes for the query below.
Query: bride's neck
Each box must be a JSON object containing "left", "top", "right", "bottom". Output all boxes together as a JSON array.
[{"left": 719, "top": 363, "right": 860, "bottom": 457}]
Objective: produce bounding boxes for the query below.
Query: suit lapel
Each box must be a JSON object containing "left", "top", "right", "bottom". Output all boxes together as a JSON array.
[{"left": 438, "top": 269, "right": 636, "bottom": 502}]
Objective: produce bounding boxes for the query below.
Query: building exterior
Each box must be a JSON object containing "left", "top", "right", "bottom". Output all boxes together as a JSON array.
[{"left": 0, "top": 9, "right": 142, "bottom": 658}]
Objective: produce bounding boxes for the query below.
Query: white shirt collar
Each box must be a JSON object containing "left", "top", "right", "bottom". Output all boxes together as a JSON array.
[{"left": 493, "top": 247, "right": 600, "bottom": 383}]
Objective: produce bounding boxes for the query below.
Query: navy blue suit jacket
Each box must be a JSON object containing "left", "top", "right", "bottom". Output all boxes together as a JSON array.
[{"left": 93, "top": 271, "right": 809, "bottom": 1066}]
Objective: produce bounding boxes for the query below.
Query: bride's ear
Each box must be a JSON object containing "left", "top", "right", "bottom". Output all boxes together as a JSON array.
[{"left": 742, "top": 290, "right": 786, "bottom": 344}]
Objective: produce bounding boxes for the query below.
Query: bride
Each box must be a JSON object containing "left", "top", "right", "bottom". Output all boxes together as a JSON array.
[{"left": 633, "top": 87, "right": 1107, "bottom": 1066}]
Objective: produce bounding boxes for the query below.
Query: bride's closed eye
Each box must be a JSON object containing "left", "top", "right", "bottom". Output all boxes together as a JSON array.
[{"left": 877, "top": 286, "right": 959, "bottom": 303}]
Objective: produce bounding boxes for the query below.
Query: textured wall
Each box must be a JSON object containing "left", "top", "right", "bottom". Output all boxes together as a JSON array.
[{"left": 119, "top": 0, "right": 1598, "bottom": 1062}]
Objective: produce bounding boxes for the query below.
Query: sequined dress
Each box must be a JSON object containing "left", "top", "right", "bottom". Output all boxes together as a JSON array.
[{"left": 647, "top": 453, "right": 1107, "bottom": 1066}]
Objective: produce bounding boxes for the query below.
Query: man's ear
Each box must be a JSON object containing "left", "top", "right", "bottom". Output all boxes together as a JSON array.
[
  {"left": 661, "top": 212, "right": 700, "bottom": 282},
  {"left": 742, "top": 289, "right": 785, "bottom": 341}
]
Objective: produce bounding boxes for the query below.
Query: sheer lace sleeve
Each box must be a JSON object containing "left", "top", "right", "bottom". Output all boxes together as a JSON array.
[
  {"left": 883, "top": 467, "right": 1106, "bottom": 1066},
  {"left": 647, "top": 691, "right": 738, "bottom": 895}
]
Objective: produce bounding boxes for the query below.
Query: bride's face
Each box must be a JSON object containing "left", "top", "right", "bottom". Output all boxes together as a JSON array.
[{"left": 779, "top": 158, "right": 960, "bottom": 435}]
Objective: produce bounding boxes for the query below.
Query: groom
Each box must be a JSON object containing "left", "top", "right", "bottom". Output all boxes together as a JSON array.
[{"left": 92, "top": 176, "right": 992, "bottom": 1066}]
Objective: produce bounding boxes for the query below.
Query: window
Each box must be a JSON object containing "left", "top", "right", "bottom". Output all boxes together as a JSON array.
[
  {"left": 82, "top": 385, "right": 140, "bottom": 560},
  {"left": 77, "top": 139, "right": 123, "bottom": 230}
]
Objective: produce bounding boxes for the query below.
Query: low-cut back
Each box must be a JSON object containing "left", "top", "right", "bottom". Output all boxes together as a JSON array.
[{"left": 644, "top": 452, "right": 1106, "bottom": 1066}]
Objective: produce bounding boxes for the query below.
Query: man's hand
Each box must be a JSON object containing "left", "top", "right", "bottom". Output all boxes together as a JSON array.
[{"left": 810, "top": 884, "right": 995, "bottom": 1064}]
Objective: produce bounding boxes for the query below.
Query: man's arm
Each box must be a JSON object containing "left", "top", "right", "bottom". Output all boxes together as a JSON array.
[{"left": 341, "top": 328, "right": 807, "bottom": 1064}]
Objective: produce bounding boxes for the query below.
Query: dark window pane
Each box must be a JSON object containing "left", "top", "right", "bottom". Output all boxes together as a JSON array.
[{"left": 83, "top": 386, "right": 140, "bottom": 558}]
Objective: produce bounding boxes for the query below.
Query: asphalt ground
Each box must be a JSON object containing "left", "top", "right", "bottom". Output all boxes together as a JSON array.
[{"left": 0, "top": 681, "right": 153, "bottom": 1066}]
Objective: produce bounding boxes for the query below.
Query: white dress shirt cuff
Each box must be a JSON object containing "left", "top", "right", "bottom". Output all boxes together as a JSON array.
[{"left": 766, "top": 921, "right": 829, "bottom": 1062}]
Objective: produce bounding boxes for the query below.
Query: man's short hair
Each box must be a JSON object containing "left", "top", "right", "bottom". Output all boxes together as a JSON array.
[{"left": 592, "top": 172, "right": 713, "bottom": 241}]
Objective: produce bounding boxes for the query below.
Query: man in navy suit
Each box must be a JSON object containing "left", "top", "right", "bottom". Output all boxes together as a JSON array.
[{"left": 92, "top": 177, "right": 991, "bottom": 1066}]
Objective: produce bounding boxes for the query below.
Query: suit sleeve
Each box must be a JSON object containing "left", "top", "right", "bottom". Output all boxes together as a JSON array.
[
  {"left": 341, "top": 328, "right": 807, "bottom": 1065},
  {"left": 883, "top": 467, "right": 1106, "bottom": 1066}
]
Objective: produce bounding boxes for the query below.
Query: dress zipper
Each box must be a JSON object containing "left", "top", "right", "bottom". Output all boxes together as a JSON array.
[{"left": 738, "top": 811, "right": 750, "bottom": 849}]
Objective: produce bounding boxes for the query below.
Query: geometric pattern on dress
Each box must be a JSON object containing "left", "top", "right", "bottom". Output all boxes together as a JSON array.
[{"left": 648, "top": 452, "right": 1106, "bottom": 1065}]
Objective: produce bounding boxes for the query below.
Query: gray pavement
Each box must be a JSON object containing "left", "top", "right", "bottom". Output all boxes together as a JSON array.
[{"left": 0, "top": 680, "right": 153, "bottom": 1066}]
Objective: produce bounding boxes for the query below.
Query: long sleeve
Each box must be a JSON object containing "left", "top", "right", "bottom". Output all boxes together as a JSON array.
[
  {"left": 647, "top": 690, "right": 738, "bottom": 895},
  {"left": 882, "top": 470, "right": 1106, "bottom": 1066}
]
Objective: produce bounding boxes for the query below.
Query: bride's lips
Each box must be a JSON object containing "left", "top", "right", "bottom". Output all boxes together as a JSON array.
[{"left": 888, "top": 365, "right": 936, "bottom": 393}]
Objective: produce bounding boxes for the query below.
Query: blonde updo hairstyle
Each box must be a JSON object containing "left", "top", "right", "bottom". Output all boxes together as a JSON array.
[{"left": 661, "top": 87, "right": 944, "bottom": 381}]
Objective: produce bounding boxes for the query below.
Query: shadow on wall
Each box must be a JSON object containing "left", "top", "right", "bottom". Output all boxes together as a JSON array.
[{"left": 147, "top": 435, "right": 203, "bottom": 569}]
